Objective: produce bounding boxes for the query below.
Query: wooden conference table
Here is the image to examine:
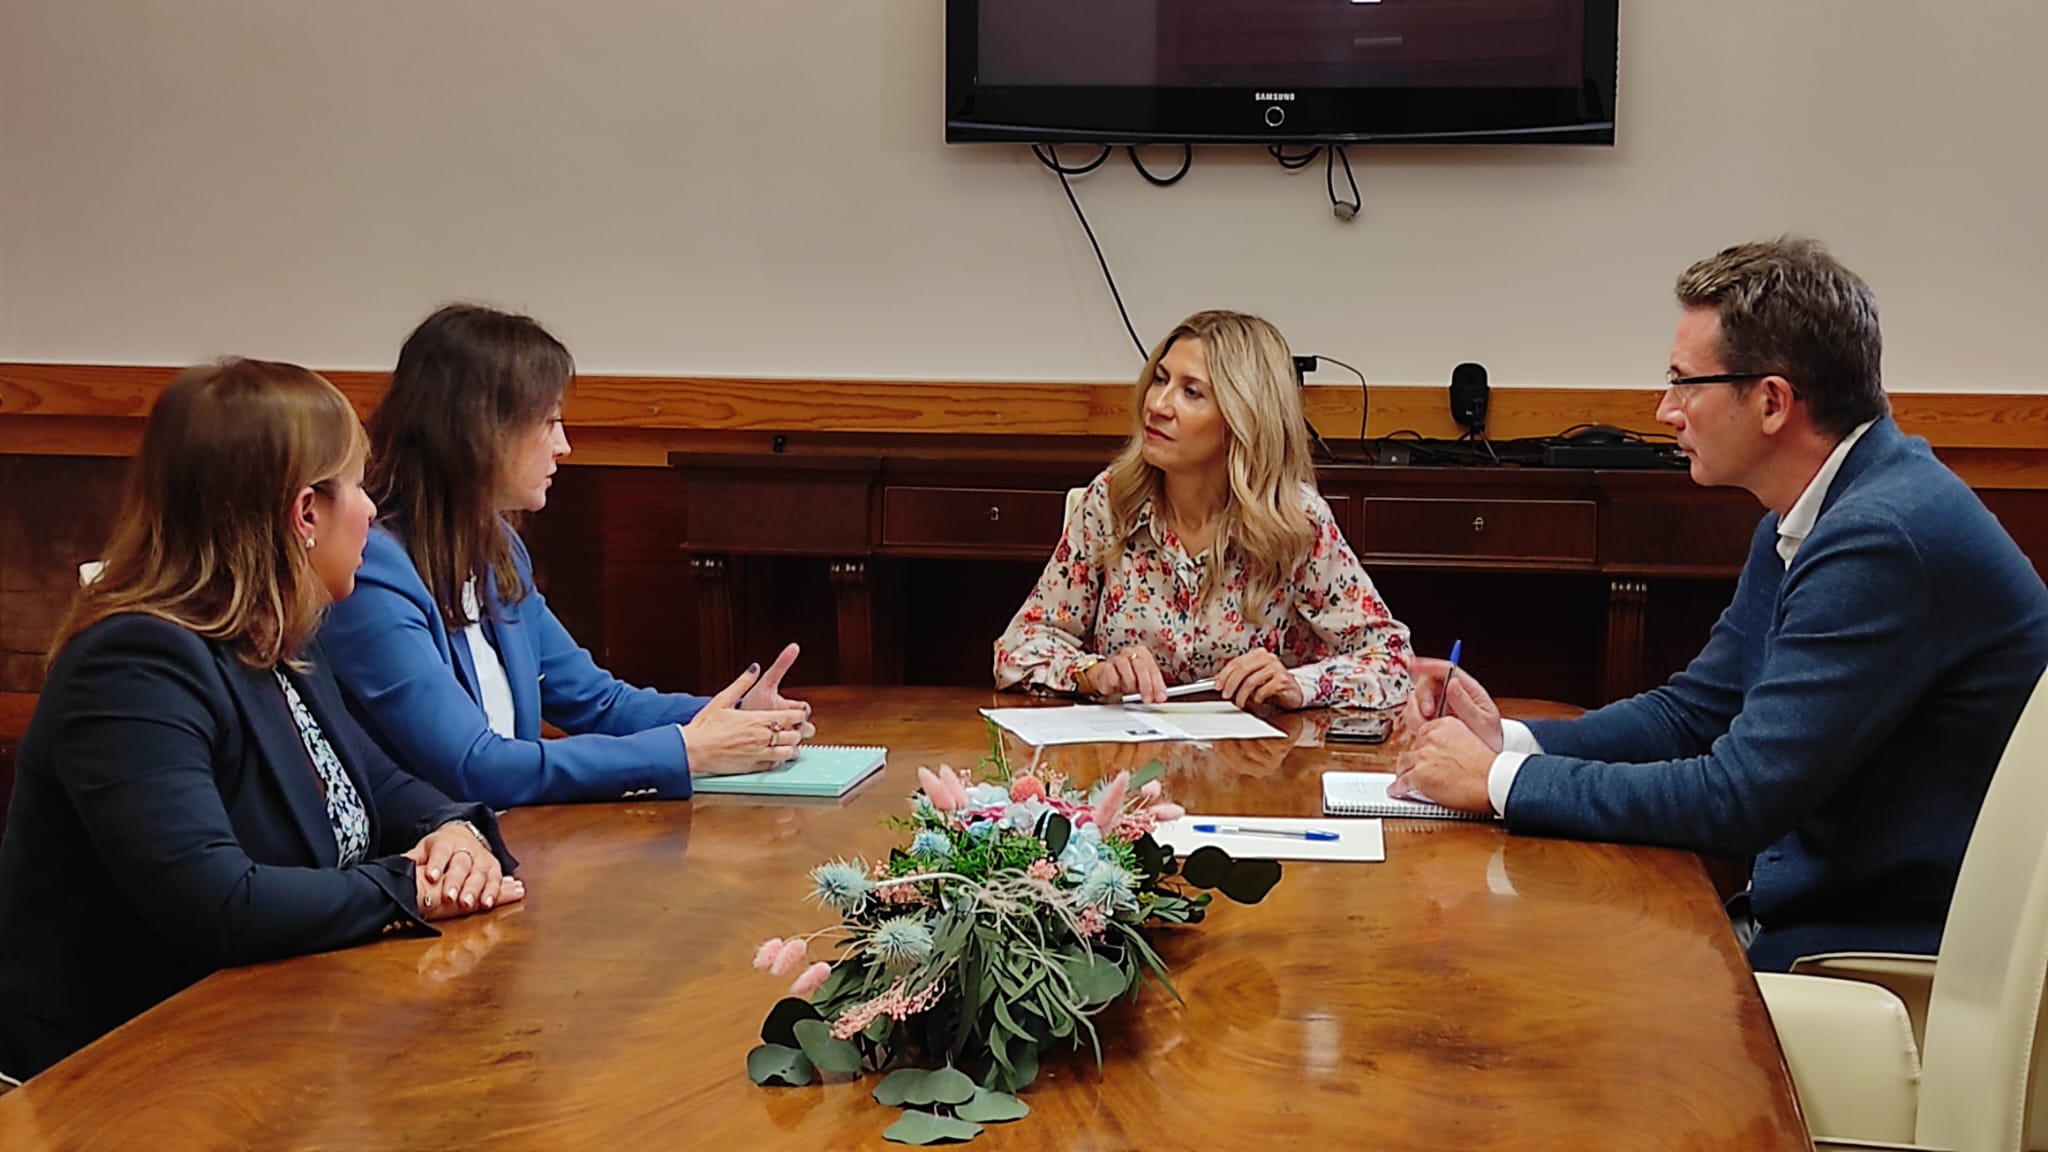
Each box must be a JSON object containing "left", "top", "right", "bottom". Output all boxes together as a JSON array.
[{"left": 0, "top": 687, "right": 1805, "bottom": 1150}]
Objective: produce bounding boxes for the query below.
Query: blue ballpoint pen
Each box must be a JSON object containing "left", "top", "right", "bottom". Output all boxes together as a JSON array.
[
  {"left": 1436, "top": 639, "right": 1463, "bottom": 718},
  {"left": 1191, "top": 823, "right": 1341, "bottom": 842}
]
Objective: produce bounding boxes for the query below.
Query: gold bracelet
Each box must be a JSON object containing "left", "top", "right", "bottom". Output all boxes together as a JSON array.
[{"left": 1073, "top": 655, "right": 1105, "bottom": 695}]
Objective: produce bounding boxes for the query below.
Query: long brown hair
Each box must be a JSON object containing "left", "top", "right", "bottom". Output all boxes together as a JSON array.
[
  {"left": 368, "top": 304, "right": 572, "bottom": 630},
  {"left": 1102, "top": 310, "right": 1315, "bottom": 624},
  {"left": 53, "top": 358, "right": 367, "bottom": 669}
]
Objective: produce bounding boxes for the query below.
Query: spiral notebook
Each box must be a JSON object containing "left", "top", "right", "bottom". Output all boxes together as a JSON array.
[
  {"left": 691, "top": 745, "right": 887, "bottom": 797},
  {"left": 1321, "top": 771, "right": 1494, "bottom": 823}
]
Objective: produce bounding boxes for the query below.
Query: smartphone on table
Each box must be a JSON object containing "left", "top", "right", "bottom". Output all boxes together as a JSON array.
[{"left": 1327, "top": 711, "right": 1393, "bottom": 745}]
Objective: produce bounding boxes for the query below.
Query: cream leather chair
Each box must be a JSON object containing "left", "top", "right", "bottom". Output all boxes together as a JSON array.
[
  {"left": 1064, "top": 486, "right": 1085, "bottom": 532},
  {"left": 1757, "top": 669, "right": 2048, "bottom": 1152}
]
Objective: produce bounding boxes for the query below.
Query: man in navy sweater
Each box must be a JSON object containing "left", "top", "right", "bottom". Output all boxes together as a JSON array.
[{"left": 1393, "top": 237, "right": 2048, "bottom": 971}]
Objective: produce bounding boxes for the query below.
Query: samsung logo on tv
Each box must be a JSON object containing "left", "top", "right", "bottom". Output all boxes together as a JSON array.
[{"left": 1253, "top": 92, "right": 1296, "bottom": 102}]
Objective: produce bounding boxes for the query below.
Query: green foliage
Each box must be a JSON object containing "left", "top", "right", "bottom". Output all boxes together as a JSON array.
[
  {"left": 954, "top": 1088, "right": 1030, "bottom": 1123},
  {"left": 749, "top": 757, "right": 1282, "bottom": 1144},
  {"left": 746, "top": 1043, "right": 815, "bottom": 1087},
  {"left": 793, "top": 1019, "right": 864, "bottom": 1076},
  {"left": 883, "top": 1111, "right": 984, "bottom": 1145}
]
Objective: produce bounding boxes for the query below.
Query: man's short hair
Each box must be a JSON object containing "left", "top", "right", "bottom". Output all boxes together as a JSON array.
[{"left": 1676, "top": 237, "right": 1889, "bottom": 438}]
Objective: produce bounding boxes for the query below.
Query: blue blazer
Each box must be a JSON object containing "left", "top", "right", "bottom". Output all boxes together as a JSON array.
[
  {"left": 0, "top": 615, "right": 508, "bottom": 1079},
  {"left": 1511, "top": 418, "right": 2048, "bottom": 970},
  {"left": 321, "top": 523, "right": 709, "bottom": 808}
]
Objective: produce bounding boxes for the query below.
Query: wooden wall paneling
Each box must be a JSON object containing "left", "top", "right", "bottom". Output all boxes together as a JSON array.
[
  {"left": 8, "top": 361, "right": 2047, "bottom": 467},
  {"left": 1977, "top": 490, "right": 2048, "bottom": 582},
  {"left": 0, "top": 456, "right": 126, "bottom": 693}
]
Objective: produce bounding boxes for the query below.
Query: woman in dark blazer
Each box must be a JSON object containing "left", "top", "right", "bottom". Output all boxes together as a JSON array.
[
  {"left": 322, "top": 304, "right": 812, "bottom": 808},
  {"left": 0, "top": 359, "right": 521, "bottom": 1082}
]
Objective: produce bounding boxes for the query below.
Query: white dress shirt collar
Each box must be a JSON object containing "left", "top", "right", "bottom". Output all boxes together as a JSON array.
[{"left": 1775, "top": 419, "right": 1877, "bottom": 570}]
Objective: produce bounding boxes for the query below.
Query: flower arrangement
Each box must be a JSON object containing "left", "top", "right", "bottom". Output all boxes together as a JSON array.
[{"left": 745, "top": 731, "right": 1282, "bottom": 1145}]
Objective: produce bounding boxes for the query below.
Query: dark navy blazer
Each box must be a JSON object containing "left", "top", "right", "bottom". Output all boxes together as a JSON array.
[
  {"left": 0, "top": 615, "right": 508, "bottom": 1079},
  {"left": 1513, "top": 418, "right": 2048, "bottom": 970}
]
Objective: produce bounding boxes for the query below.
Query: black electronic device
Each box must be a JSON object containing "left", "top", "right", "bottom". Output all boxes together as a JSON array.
[
  {"left": 1542, "top": 428, "right": 1683, "bottom": 469},
  {"left": 946, "top": 0, "right": 1619, "bottom": 146},
  {"left": 1560, "top": 425, "right": 1626, "bottom": 447},
  {"left": 1449, "top": 362, "right": 1489, "bottom": 436}
]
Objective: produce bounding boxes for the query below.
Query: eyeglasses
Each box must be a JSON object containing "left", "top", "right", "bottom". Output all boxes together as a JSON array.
[{"left": 1662, "top": 372, "right": 1796, "bottom": 408}]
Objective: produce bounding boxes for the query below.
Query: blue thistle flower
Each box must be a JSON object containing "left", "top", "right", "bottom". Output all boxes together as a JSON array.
[
  {"left": 809, "top": 860, "right": 874, "bottom": 912},
  {"left": 909, "top": 829, "right": 954, "bottom": 860},
  {"left": 1074, "top": 860, "right": 1138, "bottom": 914},
  {"left": 869, "top": 916, "right": 936, "bottom": 970}
]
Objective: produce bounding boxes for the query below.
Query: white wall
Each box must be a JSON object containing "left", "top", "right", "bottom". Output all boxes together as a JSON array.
[{"left": 2, "top": 1, "right": 2044, "bottom": 393}]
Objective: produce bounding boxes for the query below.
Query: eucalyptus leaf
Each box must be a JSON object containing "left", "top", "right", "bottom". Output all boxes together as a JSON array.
[
  {"left": 1129, "top": 760, "right": 1166, "bottom": 790},
  {"left": 955, "top": 1088, "right": 1031, "bottom": 1123},
  {"left": 760, "top": 998, "right": 824, "bottom": 1048},
  {"left": 882, "top": 1110, "right": 984, "bottom": 1145},
  {"left": 1220, "top": 858, "right": 1284, "bottom": 904},
  {"left": 1180, "top": 845, "right": 1233, "bottom": 889},
  {"left": 1062, "top": 953, "right": 1130, "bottom": 1006},
  {"left": 745, "top": 1043, "right": 815, "bottom": 1087},
  {"left": 903, "top": 1064, "right": 977, "bottom": 1106},
  {"left": 793, "top": 1019, "right": 864, "bottom": 1076},
  {"left": 874, "top": 1068, "right": 928, "bottom": 1107}
]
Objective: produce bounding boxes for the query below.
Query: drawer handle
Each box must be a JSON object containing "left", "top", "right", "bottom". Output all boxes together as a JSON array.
[
  {"left": 1472, "top": 516, "right": 1486, "bottom": 533},
  {"left": 988, "top": 506, "right": 1001, "bottom": 522}
]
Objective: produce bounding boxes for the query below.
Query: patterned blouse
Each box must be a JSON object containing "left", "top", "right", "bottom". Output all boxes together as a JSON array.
[
  {"left": 993, "top": 474, "right": 1412, "bottom": 709},
  {"left": 275, "top": 671, "right": 371, "bottom": 867}
]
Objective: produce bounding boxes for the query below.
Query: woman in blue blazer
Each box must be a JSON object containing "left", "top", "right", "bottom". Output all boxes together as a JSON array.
[
  {"left": 0, "top": 359, "right": 519, "bottom": 1082},
  {"left": 322, "top": 305, "right": 812, "bottom": 809}
]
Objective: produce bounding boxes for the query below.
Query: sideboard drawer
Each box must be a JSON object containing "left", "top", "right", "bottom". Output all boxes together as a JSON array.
[
  {"left": 685, "top": 473, "right": 871, "bottom": 554},
  {"left": 1362, "top": 497, "right": 1598, "bottom": 564},
  {"left": 882, "top": 486, "right": 1068, "bottom": 553}
]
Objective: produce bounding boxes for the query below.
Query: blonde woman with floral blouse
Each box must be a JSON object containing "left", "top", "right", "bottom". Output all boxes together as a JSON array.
[{"left": 994, "top": 310, "right": 1412, "bottom": 711}]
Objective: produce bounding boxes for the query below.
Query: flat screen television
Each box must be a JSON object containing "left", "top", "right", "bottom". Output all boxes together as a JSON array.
[{"left": 946, "top": 0, "right": 1619, "bottom": 146}]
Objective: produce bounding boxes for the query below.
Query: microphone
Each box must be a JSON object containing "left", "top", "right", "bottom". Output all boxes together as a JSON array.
[{"left": 1449, "top": 362, "right": 1489, "bottom": 437}]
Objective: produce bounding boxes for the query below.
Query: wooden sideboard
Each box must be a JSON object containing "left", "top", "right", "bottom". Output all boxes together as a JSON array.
[{"left": 671, "top": 433, "right": 1767, "bottom": 705}]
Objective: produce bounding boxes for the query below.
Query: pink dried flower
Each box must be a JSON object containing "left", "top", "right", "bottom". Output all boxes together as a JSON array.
[
  {"left": 771, "top": 937, "right": 807, "bottom": 976},
  {"left": 1026, "top": 858, "right": 1060, "bottom": 882},
  {"left": 916, "top": 767, "right": 955, "bottom": 811},
  {"left": 917, "top": 765, "right": 970, "bottom": 811},
  {"left": 1076, "top": 907, "right": 1106, "bottom": 937},
  {"left": 1140, "top": 780, "right": 1163, "bottom": 802},
  {"left": 940, "top": 766, "right": 970, "bottom": 809},
  {"left": 878, "top": 882, "right": 923, "bottom": 906},
  {"left": 1150, "top": 803, "right": 1185, "bottom": 822},
  {"left": 752, "top": 938, "right": 784, "bottom": 971},
  {"left": 1009, "top": 775, "right": 1046, "bottom": 803},
  {"left": 790, "top": 961, "right": 833, "bottom": 997},
  {"left": 1091, "top": 771, "right": 1131, "bottom": 838}
]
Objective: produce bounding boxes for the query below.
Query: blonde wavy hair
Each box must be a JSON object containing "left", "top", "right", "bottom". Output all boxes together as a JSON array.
[
  {"left": 1102, "top": 311, "right": 1315, "bottom": 624},
  {"left": 53, "top": 358, "right": 368, "bottom": 669}
]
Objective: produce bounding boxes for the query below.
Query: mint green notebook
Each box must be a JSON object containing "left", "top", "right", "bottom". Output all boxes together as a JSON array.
[{"left": 691, "top": 745, "right": 887, "bottom": 797}]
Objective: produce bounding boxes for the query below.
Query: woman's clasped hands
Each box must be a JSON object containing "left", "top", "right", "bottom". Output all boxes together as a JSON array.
[{"left": 405, "top": 821, "right": 523, "bottom": 921}]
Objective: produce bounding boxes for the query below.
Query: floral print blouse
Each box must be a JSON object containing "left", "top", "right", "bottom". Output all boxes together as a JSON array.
[{"left": 993, "top": 473, "right": 1411, "bottom": 709}]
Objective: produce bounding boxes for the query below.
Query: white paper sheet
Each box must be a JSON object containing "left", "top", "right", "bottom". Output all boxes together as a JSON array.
[
  {"left": 1150, "top": 815, "right": 1385, "bottom": 862},
  {"left": 979, "top": 702, "right": 1285, "bottom": 747}
]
